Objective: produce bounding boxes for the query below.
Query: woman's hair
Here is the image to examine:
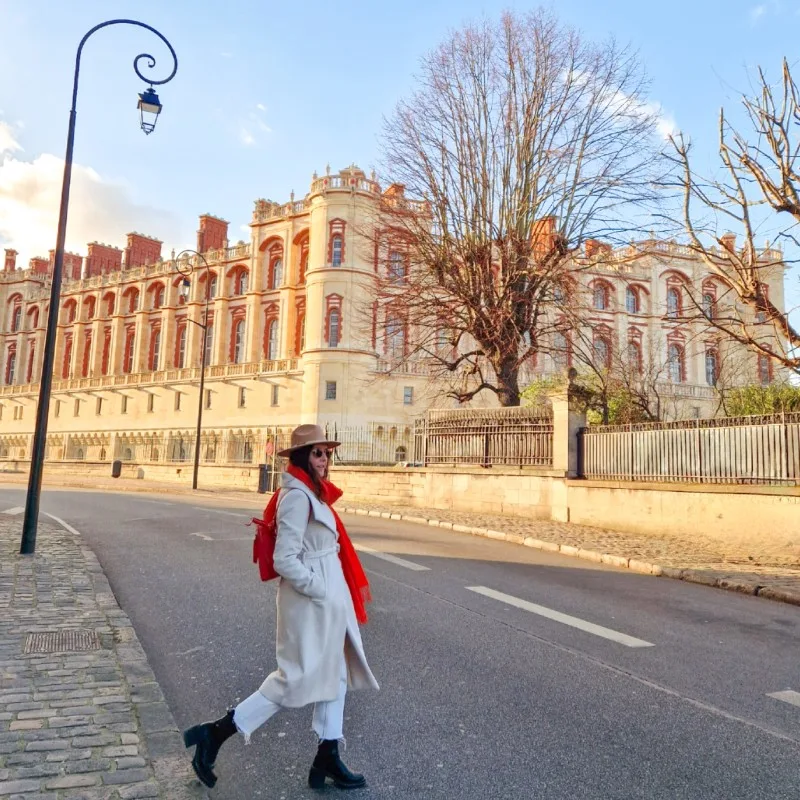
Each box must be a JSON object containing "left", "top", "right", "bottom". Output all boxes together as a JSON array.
[{"left": 289, "top": 445, "right": 325, "bottom": 498}]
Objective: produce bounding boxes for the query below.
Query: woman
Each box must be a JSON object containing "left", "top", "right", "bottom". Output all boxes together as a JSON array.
[{"left": 183, "top": 424, "right": 378, "bottom": 791}]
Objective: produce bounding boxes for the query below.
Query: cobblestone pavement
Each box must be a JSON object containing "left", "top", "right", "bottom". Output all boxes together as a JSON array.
[
  {"left": 0, "top": 518, "right": 207, "bottom": 800},
  {"left": 341, "top": 501, "right": 800, "bottom": 607}
]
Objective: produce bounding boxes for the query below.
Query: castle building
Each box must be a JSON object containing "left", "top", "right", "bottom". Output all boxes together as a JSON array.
[{"left": 0, "top": 164, "right": 787, "bottom": 469}]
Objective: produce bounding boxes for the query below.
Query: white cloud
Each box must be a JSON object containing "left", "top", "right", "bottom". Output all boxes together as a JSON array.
[
  {"left": 0, "top": 122, "right": 22, "bottom": 156},
  {"left": 256, "top": 103, "right": 267, "bottom": 112},
  {"left": 751, "top": 4, "right": 767, "bottom": 20},
  {"left": 239, "top": 128, "right": 256, "bottom": 146},
  {"left": 0, "top": 149, "right": 183, "bottom": 269}
]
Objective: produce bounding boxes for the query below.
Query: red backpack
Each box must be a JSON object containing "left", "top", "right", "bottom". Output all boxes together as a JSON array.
[{"left": 250, "top": 489, "right": 309, "bottom": 582}]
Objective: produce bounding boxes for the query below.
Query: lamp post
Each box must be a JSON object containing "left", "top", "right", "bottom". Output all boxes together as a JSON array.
[
  {"left": 19, "top": 20, "right": 178, "bottom": 556},
  {"left": 174, "top": 250, "right": 212, "bottom": 490}
]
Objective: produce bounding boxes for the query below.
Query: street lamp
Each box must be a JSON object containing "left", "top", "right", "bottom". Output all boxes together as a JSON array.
[
  {"left": 174, "top": 250, "right": 212, "bottom": 491},
  {"left": 20, "top": 20, "right": 178, "bottom": 556}
]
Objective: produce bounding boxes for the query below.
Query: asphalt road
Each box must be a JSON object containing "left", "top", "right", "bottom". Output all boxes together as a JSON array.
[{"left": 4, "top": 485, "right": 800, "bottom": 799}]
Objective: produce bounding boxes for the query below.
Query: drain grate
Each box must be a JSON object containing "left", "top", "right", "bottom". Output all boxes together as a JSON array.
[{"left": 24, "top": 629, "right": 100, "bottom": 654}]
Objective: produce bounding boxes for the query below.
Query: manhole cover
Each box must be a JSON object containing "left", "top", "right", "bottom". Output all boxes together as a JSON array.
[{"left": 24, "top": 630, "right": 100, "bottom": 654}]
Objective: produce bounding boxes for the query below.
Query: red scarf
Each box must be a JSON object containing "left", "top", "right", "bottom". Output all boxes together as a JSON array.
[{"left": 269, "top": 465, "right": 371, "bottom": 624}]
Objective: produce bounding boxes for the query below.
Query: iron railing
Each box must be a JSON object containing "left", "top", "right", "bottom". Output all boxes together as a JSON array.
[
  {"left": 580, "top": 413, "right": 800, "bottom": 485},
  {"left": 414, "top": 406, "right": 554, "bottom": 467}
]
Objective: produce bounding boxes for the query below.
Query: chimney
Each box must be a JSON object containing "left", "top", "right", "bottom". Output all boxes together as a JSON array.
[
  {"left": 124, "top": 232, "right": 162, "bottom": 269},
  {"left": 84, "top": 243, "right": 122, "bottom": 277},
  {"left": 4, "top": 249, "right": 17, "bottom": 272},
  {"left": 197, "top": 214, "right": 229, "bottom": 254},
  {"left": 30, "top": 256, "right": 50, "bottom": 275},
  {"left": 49, "top": 250, "right": 84, "bottom": 281},
  {"left": 720, "top": 232, "right": 736, "bottom": 252},
  {"left": 382, "top": 183, "right": 406, "bottom": 199}
]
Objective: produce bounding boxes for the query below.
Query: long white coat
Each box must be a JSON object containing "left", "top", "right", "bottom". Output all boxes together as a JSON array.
[{"left": 259, "top": 473, "right": 379, "bottom": 708}]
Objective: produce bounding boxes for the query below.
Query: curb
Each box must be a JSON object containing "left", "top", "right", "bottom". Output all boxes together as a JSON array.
[
  {"left": 60, "top": 523, "right": 210, "bottom": 799},
  {"left": 342, "top": 506, "right": 800, "bottom": 608}
]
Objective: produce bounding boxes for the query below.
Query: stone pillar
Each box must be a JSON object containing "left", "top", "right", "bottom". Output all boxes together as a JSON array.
[{"left": 549, "top": 389, "right": 586, "bottom": 523}]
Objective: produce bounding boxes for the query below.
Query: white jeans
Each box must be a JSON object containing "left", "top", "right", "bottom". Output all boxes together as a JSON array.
[{"left": 233, "top": 658, "right": 348, "bottom": 745}]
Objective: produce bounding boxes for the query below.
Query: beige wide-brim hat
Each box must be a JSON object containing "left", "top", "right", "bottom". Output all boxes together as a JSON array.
[{"left": 277, "top": 424, "right": 341, "bottom": 458}]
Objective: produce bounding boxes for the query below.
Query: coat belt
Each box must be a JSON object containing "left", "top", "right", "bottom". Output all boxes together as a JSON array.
[{"left": 303, "top": 545, "right": 340, "bottom": 560}]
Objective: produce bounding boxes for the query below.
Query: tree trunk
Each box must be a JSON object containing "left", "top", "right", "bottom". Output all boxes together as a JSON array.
[{"left": 495, "top": 358, "right": 521, "bottom": 407}]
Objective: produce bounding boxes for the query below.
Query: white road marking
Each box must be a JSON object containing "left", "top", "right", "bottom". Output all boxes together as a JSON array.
[
  {"left": 189, "top": 532, "right": 214, "bottom": 541},
  {"left": 191, "top": 506, "right": 249, "bottom": 518},
  {"left": 768, "top": 690, "right": 800, "bottom": 708},
  {"left": 41, "top": 512, "right": 82, "bottom": 537},
  {"left": 466, "top": 586, "right": 654, "bottom": 648},
  {"left": 2, "top": 506, "right": 24, "bottom": 515},
  {"left": 354, "top": 544, "right": 430, "bottom": 571}
]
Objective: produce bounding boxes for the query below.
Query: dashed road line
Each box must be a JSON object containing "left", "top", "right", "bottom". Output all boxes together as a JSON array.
[
  {"left": 768, "top": 690, "right": 800, "bottom": 709},
  {"left": 2, "top": 506, "right": 24, "bottom": 515},
  {"left": 355, "top": 544, "right": 430, "bottom": 571},
  {"left": 466, "top": 585, "right": 654, "bottom": 648}
]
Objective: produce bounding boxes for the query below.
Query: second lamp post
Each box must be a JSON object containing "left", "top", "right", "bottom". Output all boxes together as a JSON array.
[{"left": 175, "top": 250, "right": 212, "bottom": 490}]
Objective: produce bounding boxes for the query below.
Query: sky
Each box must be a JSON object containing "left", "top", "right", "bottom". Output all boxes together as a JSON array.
[{"left": 0, "top": 0, "right": 799, "bottom": 314}]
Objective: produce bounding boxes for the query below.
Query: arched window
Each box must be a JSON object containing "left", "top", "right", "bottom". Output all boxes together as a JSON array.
[
  {"left": 234, "top": 271, "right": 249, "bottom": 295},
  {"left": 127, "top": 290, "right": 140, "bottom": 314},
  {"left": 328, "top": 309, "right": 340, "bottom": 348},
  {"left": 668, "top": 343, "right": 684, "bottom": 383},
  {"left": 11, "top": 305, "right": 21, "bottom": 332},
  {"left": 265, "top": 319, "right": 279, "bottom": 360},
  {"left": 176, "top": 325, "right": 187, "bottom": 368},
  {"left": 123, "top": 330, "right": 135, "bottom": 374},
  {"left": 204, "top": 323, "right": 214, "bottom": 363},
  {"left": 758, "top": 354, "right": 773, "bottom": 385},
  {"left": 702, "top": 293, "right": 715, "bottom": 320},
  {"left": 208, "top": 274, "right": 218, "bottom": 299},
  {"left": 553, "top": 331, "right": 570, "bottom": 367},
  {"left": 30, "top": 307, "right": 39, "bottom": 329},
  {"left": 5, "top": 349, "right": 16, "bottom": 384},
  {"left": 62, "top": 335, "right": 73, "bottom": 379},
  {"left": 627, "top": 341, "right": 642, "bottom": 375},
  {"left": 26, "top": 346, "right": 35, "bottom": 383},
  {"left": 231, "top": 318, "right": 245, "bottom": 364},
  {"left": 153, "top": 285, "right": 165, "bottom": 309},
  {"left": 705, "top": 349, "right": 719, "bottom": 386},
  {"left": 295, "top": 312, "right": 306, "bottom": 355},
  {"left": 104, "top": 293, "right": 115, "bottom": 316},
  {"left": 386, "top": 317, "right": 406, "bottom": 360},
  {"left": 593, "top": 284, "right": 609, "bottom": 311},
  {"left": 593, "top": 334, "right": 611, "bottom": 369},
  {"left": 150, "top": 327, "right": 161, "bottom": 371},
  {"left": 388, "top": 251, "right": 405, "bottom": 284},
  {"left": 270, "top": 258, "right": 282, "bottom": 290},
  {"left": 625, "top": 287, "right": 639, "bottom": 315},
  {"left": 85, "top": 297, "right": 96, "bottom": 320},
  {"left": 81, "top": 334, "right": 92, "bottom": 377},
  {"left": 331, "top": 235, "right": 343, "bottom": 267},
  {"left": 67, "top": 302, "right": 77, "bottom": 323},
  {"left": 101, "top": 328, "right": 111, "bottom": 375},
  {"left": 298, "top": 241, "right": 309, "bottom": 284},
  {"left": 667, "top": 287, "right": 681, "bottom": 318}
]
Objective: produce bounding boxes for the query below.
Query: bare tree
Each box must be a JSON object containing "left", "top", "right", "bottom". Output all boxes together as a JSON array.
[
  {"left": 371, "top": 9, "right": 665, "bottom": 406},
  {"left": 667, "top": 58, "right": 800, "bottom": 376}
]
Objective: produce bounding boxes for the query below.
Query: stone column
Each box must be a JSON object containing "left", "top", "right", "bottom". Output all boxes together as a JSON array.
[{"left": 549, "top": 388, "right": 586, "bottom": 523}]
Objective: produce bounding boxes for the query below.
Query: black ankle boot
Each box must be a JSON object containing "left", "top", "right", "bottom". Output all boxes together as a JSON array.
[
  {"left": 183, "top": 709, "right": 237, "bottom": 788},
  {"left": 308, "top": 739, "right": 367, "bottom": 790}
]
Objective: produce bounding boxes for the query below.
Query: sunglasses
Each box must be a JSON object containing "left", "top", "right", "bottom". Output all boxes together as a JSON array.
[{"left": 311, "top": 448, "right": 334, "bottom": 459}]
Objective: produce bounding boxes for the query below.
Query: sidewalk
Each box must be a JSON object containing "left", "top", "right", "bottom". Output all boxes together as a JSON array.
[
  {"left": 0, "top": 518, "right": 207, "bottom": 800},
  {"left": 340, "top": 500, "right": 800, "bottom": 607}
]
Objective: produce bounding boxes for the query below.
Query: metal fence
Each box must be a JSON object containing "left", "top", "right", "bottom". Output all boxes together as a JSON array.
[
  {"left": 323, "top": 423, "right": 414, "bottom": 466},
  {"left": 580, "top": 413, "right": 800, "bottom": 485},
  {"left": 414, "top": 406, "right": 554, "bottom": 467}
]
